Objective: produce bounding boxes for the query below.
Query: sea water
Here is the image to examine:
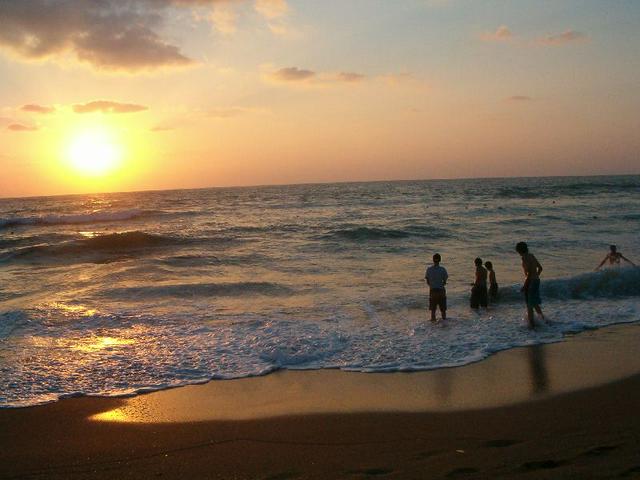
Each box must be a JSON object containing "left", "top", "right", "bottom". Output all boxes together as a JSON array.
[{"left": 1, "top": 176, "right": 639, "bottom": 407}]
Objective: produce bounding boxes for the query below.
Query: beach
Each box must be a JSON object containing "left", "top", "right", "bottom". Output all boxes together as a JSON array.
[{"left": 2, "top": 324, "right": 640, "bottom": 479}]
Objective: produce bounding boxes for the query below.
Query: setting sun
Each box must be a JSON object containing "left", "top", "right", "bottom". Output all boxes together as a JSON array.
[{"left": 67, "top": 128, "right": 122, "bottom": 176}]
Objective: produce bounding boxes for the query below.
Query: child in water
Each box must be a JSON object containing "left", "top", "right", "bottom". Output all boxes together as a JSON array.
[{"left": 485, "top": 261, "right": 498, "bottom": 302}]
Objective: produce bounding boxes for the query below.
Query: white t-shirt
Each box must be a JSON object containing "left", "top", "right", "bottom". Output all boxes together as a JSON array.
[{"left": 426, "top": 264, "right": 448, "bottom": 289}]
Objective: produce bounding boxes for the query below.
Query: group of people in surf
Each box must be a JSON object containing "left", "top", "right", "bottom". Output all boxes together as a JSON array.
[{"left": 425, "top": 243, "right": 635, "bottom": 330}]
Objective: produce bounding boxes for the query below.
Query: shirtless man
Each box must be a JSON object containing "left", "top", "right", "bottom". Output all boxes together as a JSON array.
[
  {"left": 596, "top": 245, "right": 635, "bottom": 270},
  {"left": 515, "top": 242, "right": 545, "bottom": 329}
]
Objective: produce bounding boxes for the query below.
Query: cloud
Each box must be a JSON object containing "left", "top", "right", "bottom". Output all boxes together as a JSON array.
[
  {"left": 20, "top": 104, "right": 55, "bottom": 114},
  {"left": 337, "top": 72, "right": 366, "bottom": 83},
  {"left": 0, "top": 0, "right": 196, "bottom": 72},
  {"left": 73, "top": 100, "right": 149, "bottom": 114},
  {"left": 209, "top": 3, "right": 238, "bottom": 35},
  {"left": 538, "top": 30, "right": 588, "bottom": 46},
  {"left": 254, "top": 0, "right": 288, "bottom": 19},
  {"left": 268, "top": 67, "right": 373, "bottom": 87},
  {"left": 8, "top": 123, "right": 38, "bottom": 132},
  {"left": 507, "top": 95, "right": 533, "bottom": 102},
  {"left": 272, "top": 67, "right": 316, "bottom": 82},
  {"left": 481, "top": 25, "right": 513, "bottom": 42}
]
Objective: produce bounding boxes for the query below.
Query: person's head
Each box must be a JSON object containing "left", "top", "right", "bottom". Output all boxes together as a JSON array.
[
  {"left": 515, "top": 242, "right": 528, "bottom": 255},
  {"left": 474, "top": 257, "right": 483, "bottom": 267},
  {"left": 610, "top": 245, "right": 617, "bottom": 253},
  {"left": 484, "top": 261, "right": 493, "bottom": 271},
  {"left": 433, "top": 253, "right": 441, "bottom": 264}
]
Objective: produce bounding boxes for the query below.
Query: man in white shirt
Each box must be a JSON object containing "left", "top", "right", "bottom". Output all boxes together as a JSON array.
[{"left": 425, "top": 253, "right": 448, "bottom": 322}]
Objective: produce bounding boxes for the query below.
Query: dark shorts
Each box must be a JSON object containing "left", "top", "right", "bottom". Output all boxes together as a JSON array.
[
  {"left": 470, "top": 285, "right": 488, "bottom": 308},
  {"left": 429, "top": 288, "right": 447, "bottom": 311},
  {"left": 525, "top": 278, "right": 542, "bottom": 308},
  {"left": 489, "top": 283, "right": 498, "bottom": 301}
]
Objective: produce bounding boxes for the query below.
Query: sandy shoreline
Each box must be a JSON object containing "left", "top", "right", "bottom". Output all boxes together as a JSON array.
[{"left": 2, "top": 324, "right": 640, "bottom": 479}]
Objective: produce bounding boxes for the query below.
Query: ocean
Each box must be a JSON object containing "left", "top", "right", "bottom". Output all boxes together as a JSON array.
[{"left": 1, "top": 175, "right": 639, "bottom": 407}]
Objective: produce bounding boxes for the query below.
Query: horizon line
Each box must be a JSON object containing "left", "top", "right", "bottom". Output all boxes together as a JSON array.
[{"left": 1, "top": 171, "right": 639, "bottom": 201}]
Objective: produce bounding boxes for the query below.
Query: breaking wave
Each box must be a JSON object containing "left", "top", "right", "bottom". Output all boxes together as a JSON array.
[
  {"left": 0, "top": 209, "right": 158, "bottom": 230},
  {"left": 498, "top": 268, "right": 640, "bottom": 302},
  {"left": 321, "top": 225, "right": 450, "bottom": 241},
  {"left": 100, "top": 281, "right": 294, "bottom": 299}
]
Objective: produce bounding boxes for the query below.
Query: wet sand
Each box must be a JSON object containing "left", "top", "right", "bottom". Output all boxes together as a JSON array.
[{"left": 2, "top": 324, "right": 640, "bottom": 479}]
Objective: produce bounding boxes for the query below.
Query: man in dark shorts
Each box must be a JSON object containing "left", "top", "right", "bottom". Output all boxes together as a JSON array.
[
  {"left": 516, "top": 241, "right": 545, "bottom": 329},
  {"left": 470, "top": 257, "right": 488, "bottom": 309},
  {"left": 425, "top": 253, "right": 448, "bottom": 322}
]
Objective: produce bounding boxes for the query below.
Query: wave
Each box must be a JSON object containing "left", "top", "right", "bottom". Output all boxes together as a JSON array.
[
  {"left": 1, "top": 231, "right": 188, "bottom": 263},
  {"left": 0, "top": 209, "right": 157, "bottom": 230},
  {"left": 498, "top": 267, "right": 640, "bottom": 302},
  {"left": 100, "top": 281, "right": 294, "bottom": 299},
  {"left": 321, "top": 225, "right": 450, "bottom": 241}
]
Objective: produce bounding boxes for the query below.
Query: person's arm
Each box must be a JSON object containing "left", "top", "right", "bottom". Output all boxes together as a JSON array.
[
  {"left": 620, "top": 254, "right": 636, "bottom": 267},
  {"left": 443, "top": 270, "right": 448, "bottom": 286},
  {"left": 596, "top": 255, "right": 608, "bottom": 270},
  {"left": 425, "top": 269, "right": 431, "bottom": 286},
  {"left": 535, "top": 256, "right": 543, "bottom": 276},
  {"left": 474, "top": 269, "right": 481, "bottom": 287}
]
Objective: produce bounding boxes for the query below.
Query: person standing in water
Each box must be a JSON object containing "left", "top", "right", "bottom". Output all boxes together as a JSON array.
[
  {"left": 516, "top": 242, "right": 545, "bottom": 329},
  {"left": 485, "top": 261, "right": 498, "bottom": 302},
  {"left": 470, "top": 257, "right": 488, "bottom": 309},
  {"left": 596, "top": 245, "right": 635, "bottom": 270},
  {"left": 425, "top": 253, "right": 448, "bottom": 322}
]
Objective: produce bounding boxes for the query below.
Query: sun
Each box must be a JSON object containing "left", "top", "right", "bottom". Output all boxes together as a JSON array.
[{"left": 67, "top": 128, "right": 123, "bottom": 176}]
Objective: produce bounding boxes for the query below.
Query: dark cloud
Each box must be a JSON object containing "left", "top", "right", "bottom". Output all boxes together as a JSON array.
[
  {"left": 272, "top": 67, "right": 316, "bottom": 82},
  {"left": 21, "top": 104, "right": 55, "bottom": 114},
  {"left": 8, "top": 123, "right": 38, "bottom": 132},
  {"left": 73, "top": 100, "right": 148, "bottom": 114},
  {"left": 539, "top": 30, "right": 588, "bottom": 45},
  {"left": 0, "top": 0, "right": 198, "bottom": 72}
]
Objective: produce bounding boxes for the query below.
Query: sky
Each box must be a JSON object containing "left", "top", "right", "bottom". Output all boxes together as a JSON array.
[{"left": 0, "top": 0, "right": 639, "bottom": 197}]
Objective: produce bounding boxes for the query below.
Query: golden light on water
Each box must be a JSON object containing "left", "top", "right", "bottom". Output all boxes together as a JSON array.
[
  {"left": 66, "top": 128, "right": 123, "bottom": 177},
  {"left": 72, "top": 336, "right": 135, "bottom": 353}
]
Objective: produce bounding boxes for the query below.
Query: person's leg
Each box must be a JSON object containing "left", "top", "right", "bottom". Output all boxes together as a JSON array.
[
  {"left": 440, "top": 295, "right": 447, "bottom": 320},
  {"left": 534, "top": 305, "right": 546, "bottom": 322},
  {"left": 527, "top": 306, "right": 535, "bottom": 329},
  {"left": 470, "top": 288, "right": 479, "bottom": 309},
  {"left": 429, "top": 293, "right": 437, "bottom": 322}
]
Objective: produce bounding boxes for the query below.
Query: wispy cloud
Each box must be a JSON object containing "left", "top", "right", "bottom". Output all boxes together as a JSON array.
[
  {"left": 337, "top": 72, "right": 366, "bottom": 83},
  {"left": 271, "top": 67, "right": 316, "bottom": 82},
  {"left": 8, "top": 123, "right": 38, "bottom": 132},
  {"left": 20, "top": 104, "right": 55, "bottom": 114},
  {"left": 538, "top": 30, "right": 588, "bottom": 46},
  {"left": 481, "top": 25, "right": 513, "bottom": 42},
  {"left": 73, "top": 100, "right": 148, "bottom": 114}
]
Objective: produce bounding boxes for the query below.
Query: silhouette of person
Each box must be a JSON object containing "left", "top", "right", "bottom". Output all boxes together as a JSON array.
[
  {"left": 596, "top": 245, "right": 635, "bottom": 270},
  {"left": 515, "top": 242, "right": 545, "bottom": 329},
  {"left": 470, "top": 257, "right": 488, "bottom": 309},
  {"left": 425, "top": 253, "right": 448, "bottom": 322},
  {"left": 485, "top": 261, "right": 498, "bottom": 303}
]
